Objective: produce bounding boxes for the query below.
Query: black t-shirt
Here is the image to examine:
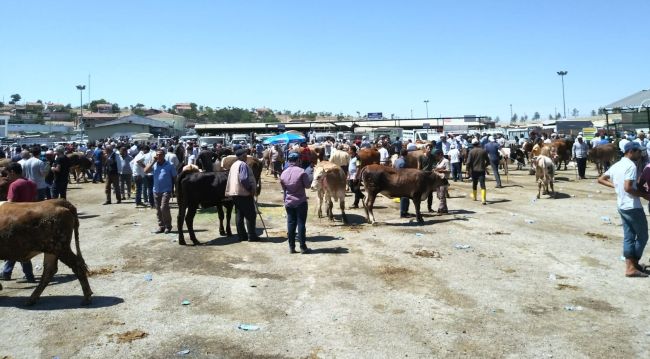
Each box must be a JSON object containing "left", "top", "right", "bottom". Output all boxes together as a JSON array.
[
  {"left": 54, "top": 155, "right": 71, "bottom": 183},
  {"left": 106, "top": 152, "right": 119, "bottom": 175}
]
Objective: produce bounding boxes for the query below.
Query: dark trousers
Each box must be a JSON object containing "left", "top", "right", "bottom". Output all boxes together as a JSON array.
[
  {"left": 105, "top": 173, "right": 120, "bottom": 202},
  {"left": 286, "top": 201, "right": 308, "bottom": 250},
  {"left": 155, "top": 192, "right": 172, "bottom": 230},
  {"left": 471, "top": 171, "right": 486, "bottom": 190},
  {"left": 490, "top": 159, "right": 502, "bottom": 187},
  {"left": 400, "top": 198, "right": 410, "bottom": 215},
  {"left": 427, "top": 193, "right": 433, "bottom": 210},
  {"left": 36, "top": 188, "right": 48, "bottom": 201},
  {"left": 348, "top": 180, "right": 364, "bottom": 206},
  {"left": 51, "top": 180, "right": 68, "bottom": 199},
  {"left": 577, "top": 157, "right": 587, "bottom": 178},
  {"left": 232, "top": 196, "right": 257, "bottom": 240},
  {"left": 144, "top": 176, "right": 155, "bottom": 206},
  {"left": 119, "top": 174, "right": 132, "bottom": 198},
  {"left": 135, "top": 175, "right": 146, "bottom": 204}
]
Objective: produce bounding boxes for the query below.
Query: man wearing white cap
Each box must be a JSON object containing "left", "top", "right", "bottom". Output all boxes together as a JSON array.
[{"left": 572, "top": 135, "right": 589, "bottom": 179}]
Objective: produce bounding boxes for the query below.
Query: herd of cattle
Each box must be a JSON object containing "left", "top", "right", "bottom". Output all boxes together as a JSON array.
[{"left": 0, "top": 137, "right": 622, "bottom": 306}]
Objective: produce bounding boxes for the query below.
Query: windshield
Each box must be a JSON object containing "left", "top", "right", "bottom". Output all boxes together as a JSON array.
[
  {"left": 200, "top": 137, "right": 225, "bottom": 145},
  {"left": 420, "top": 133, "right": 428, "bottom": 141}
]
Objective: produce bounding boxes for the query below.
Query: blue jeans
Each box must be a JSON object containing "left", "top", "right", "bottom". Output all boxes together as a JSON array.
[
  {"left": 135, "top": 176, "right": 145, "bottom": 204},
  {"left": 286, "top": 201, "right": 308, "bottom": 250},
  {"left": 3, "top": 260, "right": 34, "bottom": 281},
  {"left": 93, "top": 161, "right": 103, "bottom": 182},
  {"left": 451, "top": 162, "right": 461, "bottom": 181},
  {"left": 490, "top": 159, "right": 502, "bottom": 187},
  {"left": 618, "top": 208, "right": 649, "bottom": 259}
]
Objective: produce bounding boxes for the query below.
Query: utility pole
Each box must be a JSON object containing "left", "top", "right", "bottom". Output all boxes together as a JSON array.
[
  {"left": 509, "top": 104, "right": 513, "bottom": 122},
  {"left": 424, "top": 100, "right": 429, "bottom": 119},
  {"left": 557, "top": 71, "right": 568, "bottom": 119}
]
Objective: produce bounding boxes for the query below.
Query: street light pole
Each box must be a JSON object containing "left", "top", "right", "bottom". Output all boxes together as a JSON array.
[
  {"left": 76, "top": 85, "right": 86, "bottom": 141},
  {"left": 557, "top": 71, "right": 568, "bottom": 119},
  {"left": 509, "top": 104, "right": 513, "bottom": 122},
  {"left": 424, "top": 100, "right": 429, "bottom": 119}
]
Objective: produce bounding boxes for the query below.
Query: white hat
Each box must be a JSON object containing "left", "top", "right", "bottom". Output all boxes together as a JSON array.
[
  {"left": 450, "top": 144, "right": 457, "bottom": 149},
  {"left": 471, "top": 139, "right": 479, "bottom": 145},
  {"left": 489, "top": 136, "right": 495, "bottom": 142},
  {"left": 577, "top": 135, "right": 583, "bottom": 139}
]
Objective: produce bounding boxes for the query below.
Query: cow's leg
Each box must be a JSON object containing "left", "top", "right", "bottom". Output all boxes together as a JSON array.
[
  {"left": 58, "top": 250, "right": 93, "bottom": 305},
  {"left": 339, "top": 196, "right": 348, "bottom": 224},
  {"left": 326, "top": 194, "right": 334, "bottom": 221},
  {"left": 217, "top": 204, "right": 227, "bottom": 236},
  {"left": 186, "top": 206, "right": 200, "bottom": 245},
  {"left": 550, "top": 180, "right": 555, "bottom": 198},
  {"left": 317, "top": 191, "right": 324, "bottom": 218},
  {"left": 26, "top": 253, "right": 58, "bottom": 306},
  {"left": 224, "top": 201, "right": 233, "bottom": 236},
  {"left": 177, "top": 204, "right": 187, "bottom": 245},
  {"left": 364, "top": 192, "right": 377, "bottom": 224},
  {"left": 537, "top": 180, "right": 542, "bottom": 199},
  {"left": 412, "top": 196, "right": 424, "bottom": 224}
]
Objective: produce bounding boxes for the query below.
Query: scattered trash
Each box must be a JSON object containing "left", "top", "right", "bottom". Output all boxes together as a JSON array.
[
  {"left": 596, "top": 190, "right": 602, "bottom": 194},
  {"left": 144, "top": 274, "right": 152, "bottom": 281},
  {"left": 454, "top": 244, "right": 471, "bottom": 250},
  {"left": 107, "top": 211, "right": 114, "bottom": 214},
  {"left": 524, "top": 219, "right": 535, "bottom": 224},
  {"left": 35, "top": 265, "right": 42, "bottom": 270},
  {"left": 601, "top": 216, "right": 611, "bottom": 224},
  {"left": 548, "top": 273, "right": 557, "bottom": 281},
  {"left": 176, "top": 349, "right": 191, "bottom": 356},
  {"left": 181, "top": 299, "right": 191, "bottom": 306},
  {"left": 571, "top": 194, "right": 576, "bottom": 197},
  {"left": 170, "top": 238, "right": 178, "bottom": 243},
  {"left": 238, "top": 324, "right": 260, "bottom": 331},
  {"left": 415, "top": 233, "right": 423, "bottom": 237},
  {"left": 509, "top": 212, "right": 518, "bottom": 216},
  {"left": 487, "top": 231, "right": 510, "bottom": 235},
  {"left": 88, "top": 266, "right": 115, "bottom": 277},
  {"left": 336, "top": 236, "right": 344, "bottom": 240},
  {"left": 531, "top": 197, "right": 537, "bottom": 204},
  {"left": 132, "top": 222, "right": 141, "bottom": 226},
  {"left": 564, "top": 305, "right": 583, "bottom": 312},
  {"left": 556, "top": 284, "right": 579, "bottom": 291}
]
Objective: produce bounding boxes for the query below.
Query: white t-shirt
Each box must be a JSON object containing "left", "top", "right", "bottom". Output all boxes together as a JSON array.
[
  {"left": 619, "top": 138, "right": 630, "bottom": 153},
  {"left": 378, "top": 147, "right": 389, "bottom": 164},
  {"left": 448, "top": 148, "right": 460, "bottom": 163},
  {"left": 605, "top": 157, "right": 642, "bottom": 210}
]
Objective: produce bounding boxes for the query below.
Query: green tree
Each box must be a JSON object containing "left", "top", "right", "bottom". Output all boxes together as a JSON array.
[
  {"left": 591, "top": 109, "right": 597, "bottom": 116},
  {"left": 571, "top": 108, "right": 579, "bottom": 117},
  {"left": 111, "top": 104, "right": 120, "bottom": 113},
  {"left": 9, "top": 94, "right": 21, "bottom": 104},
  {"left": 495, "top": 116, "right": 500, "bottom": 123},
  {"left": 510, "top": 113, "right": 518, "bottom": 123},
  {"left": 548, "top": 114, "right": 554, "bottom": 120},
  {"left": 0, "top": 101, "right": 4, "bottom": 107},
  {"left": 533, "top": 112, "right": 540, "bottom": 120},
  {"left": 555, "top": 113, "right": 562, "bottom": 120}
]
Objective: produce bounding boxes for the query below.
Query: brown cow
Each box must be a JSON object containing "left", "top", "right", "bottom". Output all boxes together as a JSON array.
[
  {"left": 357, "top": 148, "right": 380, "bottom": 171},
  {"left": 0, "top": 199, "right": 92, "bottom": 305},
  {"left": 588, "top": 143, "right": 619, "bottom": 175},
  {"left": 67, "top": 152, "right": 93, "bottom": 183},
  {"left": 360, "top": 164, "right": 448, "bottom": 224},
  {"left": 549, "top": 139, "right": 573, "bottom": 170},
  {"left": 310, "top": 161, "right": 348, "bottom": 223}
]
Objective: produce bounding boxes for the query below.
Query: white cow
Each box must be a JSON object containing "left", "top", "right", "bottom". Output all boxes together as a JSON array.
[{"left": 311, "top": 161, "right": 348, "bottom": 224}]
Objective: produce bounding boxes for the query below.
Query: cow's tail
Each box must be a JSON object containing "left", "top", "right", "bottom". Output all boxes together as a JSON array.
[{"left": 60, "top": 200, "right": 88, "bottom": 275}]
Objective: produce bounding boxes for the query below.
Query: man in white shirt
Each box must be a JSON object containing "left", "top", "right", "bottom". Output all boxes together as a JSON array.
[
  {"left": 378, "top": 143, "right": 389, "bottom": 165},
  {"left": 448, "top": 144, "right": 461, "bottom": 182},
  {"left": 619, "top": 133, "right": 630, "bottom": 153},
  {"left": 598, "top": 141, "right": 650, "bottom": 277}
]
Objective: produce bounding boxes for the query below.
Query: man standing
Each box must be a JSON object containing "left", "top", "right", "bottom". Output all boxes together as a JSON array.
[
  {"left": 598, "top": 142, "right": 650, "bottom": 277},
  {"left": 22, "top": 146, "right": 49, "bottom": 201},
  {"left": 92, "top": 144, "right": 104, "bottom": 183},
  {"left": 378, "top": 143, "right": 390, "bottom": 166},
  {"left": 280, "top": 152, "right": 311, "bottom": 254},
  {"left": 347, "top": 146, "right": 364, "bottom": 209},
  {"left": 2, "top": 162, "right": 37, "bottom": 282},
  {"left": 433, "top": 149, "right": 450, "bottom": 213},
  {"left": 418, "top": 143, "right": 436, "bottom": 212},
  {"left": 330, "top": 144, "right": 350, "bottom": 175},
  {"left": 394, "top": 149, "right": 411, "bottom": 218},
  {"left": 118, "top": 146, "right": 133, "bottom": 200},
  {"left": 225, "top": 148, "right": 259, "bottom": 241},
  {"left": 51, "top": 146, "right": 70, "bottom": 199},
  {"left": 466, "top": 139, "right": 490, "bottom": 205},
  {"left": 145, "top": 150, "right": 177, "bottom": 234},
  {"left": 572, "top": 135, "right": 589, "bottom": 179},
  {"left": 103, "top": 145, "right": 121, "bottom": 205},
  {"left": 448, "top": 144, "right": 461, "bottom": 182},
  {"left": 484, "top": 136, "right": 503, "bottom": 188}
]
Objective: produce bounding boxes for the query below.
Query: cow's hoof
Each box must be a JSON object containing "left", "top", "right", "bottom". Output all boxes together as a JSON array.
[
  {"left": 219, "top": 230, "right": 226, "bottom": 236},
  {"left": 178, "top": 240, "right": 187, "bottom": 246},
  {"left": 226, "top": 231, "right": 233, "bottom": 237}
]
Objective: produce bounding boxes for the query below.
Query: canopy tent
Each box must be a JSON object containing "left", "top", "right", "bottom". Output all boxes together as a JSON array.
[
  {"left": 262, "top": 132, "right": 306, "bottom": 145},
  {"left": 600, "top": 89, "right": 650, "bottom": 132}
]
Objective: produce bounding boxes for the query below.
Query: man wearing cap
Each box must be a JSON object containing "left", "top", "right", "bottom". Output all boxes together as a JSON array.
[
  {"left": 418, "top": 143, "right": 437, "bottom": 212},
  {"left": 226, "top": 148, "right": 259, "bottom": 241},
  {"left": 484, "top": 136, "right": 503, "bottom": 188},
  {"left": 572, "top": 135, "right": 589, "bottom": 179},
  {"left": 598, "top": 141, "right": 650, "bottom": 277},
  {"left": 448, "top": 144, "right": 462, "bottom": 182},
  {"left": 466, "top": 139, "right": 490, "bottom": 204},
  {"left": 280, "top": 152, "right": 311, "bottom": 253},
  {"left": 145, "top": 149, "right": 177, "bottom": 234},
  {"left": 433, "top": 149, "right": 450, "bottom": 213},
  {"left": 377, "top": 143, "right": 389, "bottom": 166}
]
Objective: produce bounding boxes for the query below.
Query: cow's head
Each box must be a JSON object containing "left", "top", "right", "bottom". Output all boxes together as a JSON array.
[{"left": 310, "top": 165, "right": 327, "bottom": 190}]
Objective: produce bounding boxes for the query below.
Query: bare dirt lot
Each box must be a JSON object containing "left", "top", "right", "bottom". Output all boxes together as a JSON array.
[{"left": 2, "top": 164, "right": 650, "bottom": 358}]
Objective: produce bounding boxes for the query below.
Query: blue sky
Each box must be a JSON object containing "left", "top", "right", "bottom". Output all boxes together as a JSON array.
[{"left": 1, "top": 0, "right": 648, "bottom": 121}]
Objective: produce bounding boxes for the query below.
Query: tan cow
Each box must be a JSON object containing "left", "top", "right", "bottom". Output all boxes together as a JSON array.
[
  {"left": 534, "top": 155, "right": 555, "bottom": 199},
  {"left": 310, "top": 161, "right": 348, "bottom": 224},
  {"left": 0, "top": 199, "right": 92, "bottom": 305}
]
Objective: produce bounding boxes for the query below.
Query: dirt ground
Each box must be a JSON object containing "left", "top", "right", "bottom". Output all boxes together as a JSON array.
[{"left": 2, "top": 163, "right": 650, "bottom": 358}]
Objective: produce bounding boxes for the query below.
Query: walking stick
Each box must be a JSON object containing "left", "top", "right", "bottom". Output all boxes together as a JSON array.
[{"left": 254, "top": 199, "right": 269, "bottom": 239}]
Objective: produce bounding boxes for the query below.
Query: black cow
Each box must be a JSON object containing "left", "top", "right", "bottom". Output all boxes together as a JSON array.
[{"left": 176, "top": 166, "right": 234, "bottom": 245}]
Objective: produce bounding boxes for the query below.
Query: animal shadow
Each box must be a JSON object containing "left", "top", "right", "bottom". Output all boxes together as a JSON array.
[
  {"left": 308, "top": 247, "right": 349, "bottom": 254},
  {"left": 0, "top": 295, "right": 124, "bottom": 310}
]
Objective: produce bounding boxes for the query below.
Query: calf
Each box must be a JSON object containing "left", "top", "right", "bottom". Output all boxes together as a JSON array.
[
  {"left": 535, "top": 155, "right": 556, "bottom": 199},
  {"left": 0, "top": 199, "right": 92, "bottom": 305},
  {"left": 361, "top": 164, "right": 448, "bottom": 224},
  {"left": 311, "top": 161, "right": 348, "bottom": 224}
]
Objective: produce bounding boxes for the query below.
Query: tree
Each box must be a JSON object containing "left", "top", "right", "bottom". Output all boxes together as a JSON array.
[
  {"left": 9, "top": 94, "right": 21, "bottom": 104},
  {"left": 571, "top": 108, "right": 579, "bottom": 117},
  {"left": 36, "top": 99, "right": 43, "bottom": 104},
  {"left": 495, "top": 116, "right": 500, "bottom": 123},
  {"left": 548, "top": 114, "right": 554, "bottom": 120},
  {"left": 0, "top": 101, "right": 4, "bottom": 107},
  {"left": 111, "top": 104, "right": 120, "bottom": 113},
  {"left": 510, "top": 113, "right": 518, "bottom": 123},
  {"left": 161, "top": 105, "right": 167, "bottom": 110},
  {"left": 591, "top": 109, "right": 597, "bottom": 116},
  {"left": 533, "top": 112, "right": 540, "bottom": 120},
  {"left": 555, "top": 113, "right": 562, "bottom": 120}
]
